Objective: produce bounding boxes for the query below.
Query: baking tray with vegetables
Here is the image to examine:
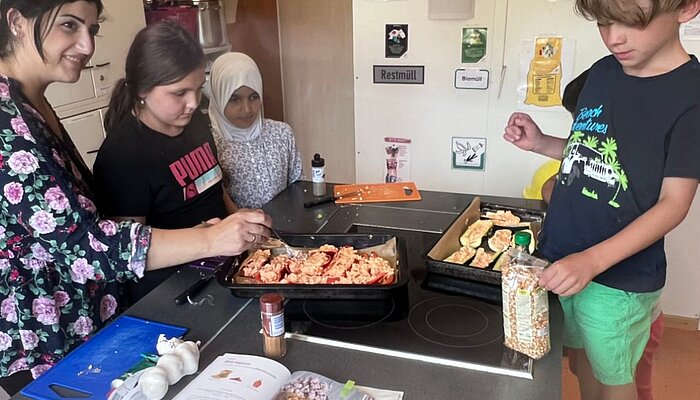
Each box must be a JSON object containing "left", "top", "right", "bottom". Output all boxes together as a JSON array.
[
  {"left": 217, "top": 234, "right": 409, "bottom": 299},
  {"left": 425, "top": 197, "right": 545, "bottom": 285}
]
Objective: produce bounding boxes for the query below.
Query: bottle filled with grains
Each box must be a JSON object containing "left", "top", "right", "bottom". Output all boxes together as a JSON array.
[{"left": 260, "top": 293, "right": 286, "bottom": 359}]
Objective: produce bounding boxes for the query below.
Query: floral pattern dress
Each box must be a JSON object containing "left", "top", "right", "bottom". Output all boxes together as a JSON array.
[
  {"left": 0, "top": 76, "right": 151, "bottom": 379},
  {"left": 214, "top": 119, "right": 302, "bottom": 209}
]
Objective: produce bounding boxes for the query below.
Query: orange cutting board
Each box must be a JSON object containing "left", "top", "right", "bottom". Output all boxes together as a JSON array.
[{"left": 333, "top": 182, "right": 421, "bottom": 204}]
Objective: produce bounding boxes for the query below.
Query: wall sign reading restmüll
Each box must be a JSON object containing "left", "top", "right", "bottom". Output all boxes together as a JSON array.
[{"left": 373, "top": 65, "right": 425, "bottom": 84}]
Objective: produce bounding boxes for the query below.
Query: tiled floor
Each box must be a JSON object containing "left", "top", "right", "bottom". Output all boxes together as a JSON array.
[{"left": 562, "top": 327, "right": 700, "bottom": 399}]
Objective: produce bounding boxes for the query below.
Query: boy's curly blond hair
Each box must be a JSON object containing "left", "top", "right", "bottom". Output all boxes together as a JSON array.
[{"left": 575, "top": 0, "right": 696, "bottom": 27}]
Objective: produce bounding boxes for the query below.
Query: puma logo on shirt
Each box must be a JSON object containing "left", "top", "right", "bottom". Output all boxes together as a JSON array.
[{"left": 169, "top": 142, "right": 223, "bottom": 200}]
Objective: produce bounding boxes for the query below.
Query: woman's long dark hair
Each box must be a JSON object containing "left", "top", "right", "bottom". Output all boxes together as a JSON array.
[
  {"left": 0, "top": 0, "right": 104, "bottom": 60},
  {"left": 104, "top": 21, "right": 205, "bottom": 133}
]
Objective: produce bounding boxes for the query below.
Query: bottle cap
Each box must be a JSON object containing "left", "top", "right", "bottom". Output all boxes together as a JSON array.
[
  {"left": 260, "top": 293, "right": 284, "bottom": 313},
  {"left": 312, "top": 153, "right": 325, "bottom": 167},
  {"left": 514, "top": 231, "right": 532, "bottom": 247}
]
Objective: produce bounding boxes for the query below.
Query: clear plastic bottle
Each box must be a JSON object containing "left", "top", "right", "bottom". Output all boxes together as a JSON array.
[
  {"left": 260, "top": 293, "right": 286, "bottom": 359},
  {"left": 311, "top": 153, "right": 326, "bottom": 197}
]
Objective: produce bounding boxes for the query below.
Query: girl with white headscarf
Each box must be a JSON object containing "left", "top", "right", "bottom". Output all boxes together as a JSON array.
[{"left": 208, "top": 52, "right": 302, "bottom": 208}]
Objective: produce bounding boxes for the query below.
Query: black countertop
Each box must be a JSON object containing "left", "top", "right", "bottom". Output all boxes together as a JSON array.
[{"left": 14, "top": 181, "right": 562, "bottom": 399}]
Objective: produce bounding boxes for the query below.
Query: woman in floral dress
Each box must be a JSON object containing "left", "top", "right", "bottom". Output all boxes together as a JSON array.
[{"left": 0, "top": 1, "right": 271, "bottom": 393}]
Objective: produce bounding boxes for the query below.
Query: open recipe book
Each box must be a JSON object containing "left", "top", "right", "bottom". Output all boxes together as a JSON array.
[{"left": 173, "top": 353, "right": 403, "bottom": 400}]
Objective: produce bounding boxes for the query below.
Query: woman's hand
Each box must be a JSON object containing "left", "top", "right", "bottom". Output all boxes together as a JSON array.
[
  {"left": 205, "top": 209, "right": 272, "bottom": 256},
  {"left": 197, "top": 218, "right": 221, "bottom": 227},
  {"left": 503, "top": 112, "right": 544, "bottom": 152}
]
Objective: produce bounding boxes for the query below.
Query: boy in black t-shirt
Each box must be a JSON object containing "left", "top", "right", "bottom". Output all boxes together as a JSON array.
[
  {"left": 553, "top": 69, "right": 664, "bottom": 400},
  {"left": 504, "top": 1, "right": 700, "bottom": 399}
]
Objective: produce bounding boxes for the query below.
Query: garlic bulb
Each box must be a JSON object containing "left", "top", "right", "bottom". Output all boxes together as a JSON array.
[
  {"left": 139, "top": 367, "right": 169, "bottom": 400},
  {"left": 139, "top": 336, "right": 201, "bottom": 399},
  {"left": 156, "top": 354, "right": 185, "bottom": 385},
  {"left": 173, "top": 341, "right": 200, "bottom": 375},
  {"left": 156, "top": 334, "right": 184, "bottom": 355}
]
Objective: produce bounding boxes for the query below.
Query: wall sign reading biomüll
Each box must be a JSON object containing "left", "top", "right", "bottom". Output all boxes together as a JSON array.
[
  {"left": 454, "top": 68, "right": 489, "bottom": 90},
  {"left": 373, "top": 66, "right": 425, "bottom": 84}
]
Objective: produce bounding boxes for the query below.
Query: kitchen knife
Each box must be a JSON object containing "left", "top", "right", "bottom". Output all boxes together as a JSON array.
[
  {"left": 304, "top": 190, "right": 361, "bottom": 208},
  {"left": 174, "top": 267, "right": 218, "bottom": 305}
]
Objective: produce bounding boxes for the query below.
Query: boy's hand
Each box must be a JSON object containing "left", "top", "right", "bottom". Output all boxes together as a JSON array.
[
  {"left": 539, "top": 252, "right": 597, "bottom": 297},
  {"left": 503, "top": 112, "right": 543, "bottom": 152}
]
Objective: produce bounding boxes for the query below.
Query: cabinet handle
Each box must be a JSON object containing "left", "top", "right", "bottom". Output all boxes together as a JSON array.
[
  {"left": 95, "top": 62, "right": 111, "bottom": 68},
  {"left": 82, "top": 65, "right": 94, "bottom": 70},
  {"left": 86, "top": 150, "right": 100, "bottom": 155}
]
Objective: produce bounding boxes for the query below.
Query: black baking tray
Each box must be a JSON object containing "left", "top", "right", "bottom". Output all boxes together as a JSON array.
[
  {"left": 425, "top": 198, "right": 545, "bottom": 286},
  {"left": 217, "top": 234, "right": 409, "bottom": 299}
]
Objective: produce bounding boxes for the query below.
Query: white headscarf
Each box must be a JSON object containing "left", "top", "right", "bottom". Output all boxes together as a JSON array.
[{"left": 208, "top": 52, "right": 263, "bottom": 141}]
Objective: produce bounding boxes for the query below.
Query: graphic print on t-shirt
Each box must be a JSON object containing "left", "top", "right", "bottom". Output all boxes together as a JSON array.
[
  {"left": 559, "top": 104, "right": 628, "bottom": 208},
  {"left": 168, "top": 142, "right": 223, "bottom": 201}
]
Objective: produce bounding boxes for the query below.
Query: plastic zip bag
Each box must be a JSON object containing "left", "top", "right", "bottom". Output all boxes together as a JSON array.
[{"left": 500, "top": 248, "right": 551, "bottom": 359}]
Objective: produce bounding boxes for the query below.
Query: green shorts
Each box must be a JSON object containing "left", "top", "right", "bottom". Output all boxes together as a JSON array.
[{"left": 559, "top": 281, "right": 661, "bottom": 385}]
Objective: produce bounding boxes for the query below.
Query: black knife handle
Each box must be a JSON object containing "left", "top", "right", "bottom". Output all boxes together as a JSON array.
[
  {"left": 174, "top": 276, "right": 213, "bottom": 305},
  {"left": 304, "top": 195, "right": 335, "bottom": 208}
]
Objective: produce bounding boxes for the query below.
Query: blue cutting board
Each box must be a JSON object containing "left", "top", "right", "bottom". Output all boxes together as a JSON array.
[{"left": 21, "top": 315, "right": 188, "bottom": 400}]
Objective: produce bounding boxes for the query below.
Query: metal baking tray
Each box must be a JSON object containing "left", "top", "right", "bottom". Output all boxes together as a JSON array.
[
  {"left": 217, "top": 233, "right": 409, "bottom": 299},
  {"left": 425, "top": 198, "right": 545, "bottom": 286}
]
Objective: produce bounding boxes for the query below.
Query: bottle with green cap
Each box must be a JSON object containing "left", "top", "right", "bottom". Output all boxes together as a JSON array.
[{"left": 513, "top": 231, "right": 532, "bottom": 254}]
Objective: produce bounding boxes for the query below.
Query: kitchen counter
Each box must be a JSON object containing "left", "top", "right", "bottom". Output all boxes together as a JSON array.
[{"left": 15, "top": 181, "right": 562, "bottom": 399}]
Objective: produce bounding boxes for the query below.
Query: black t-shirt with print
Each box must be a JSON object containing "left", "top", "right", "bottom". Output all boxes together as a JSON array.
[
  {"left": 95, "top": 110, "right": 227, "bottom": 229},
  {"left": 539, "top": 55, "right": 700, "bottom": 293},
  {"left": 94, "top": 111, "right": 228, "bottom": 302}
]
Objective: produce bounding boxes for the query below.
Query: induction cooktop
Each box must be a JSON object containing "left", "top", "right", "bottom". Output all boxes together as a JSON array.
[{"left": 285, "top": 225, "right": 533, "bottom": 379}]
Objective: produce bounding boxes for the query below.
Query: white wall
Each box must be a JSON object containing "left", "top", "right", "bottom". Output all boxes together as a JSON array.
[
  {"left": 664, "top": 188, "right": 700, "bottom": 321},
  {"left": 353, "top": 0, "right": 607, "bottom": 196},
  {"left": 353, "top": 0, "right": 700, "bottom": 321}
]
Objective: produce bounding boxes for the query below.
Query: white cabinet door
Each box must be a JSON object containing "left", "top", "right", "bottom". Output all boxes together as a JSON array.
[
  {"left": 62, "top": 109, "right": 107, "bottom": 170},
  {"left": 46, "top": 67, "right": 96, "bottom": 107},
  {"left": 92, "top": 62, "right": 117, "bottom": 97},
  {"left": 46, "top": 0, "right": 145, "bottom": 113},
  {"left": 91, "top": 0, "right": 147, "bottom": 92}
]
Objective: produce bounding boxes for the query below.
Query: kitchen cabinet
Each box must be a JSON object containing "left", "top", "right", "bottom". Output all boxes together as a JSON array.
[
  {"left": 46, "top": 0, "right": 146, "bottom": 167},
  {"left": 61, "top": 108, "right": 107, "bottom": 170}
]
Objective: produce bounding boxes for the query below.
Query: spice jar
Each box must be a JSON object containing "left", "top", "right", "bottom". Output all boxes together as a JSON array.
[{"left": 260, "top": 293, "right": 286, "bottom": 359}]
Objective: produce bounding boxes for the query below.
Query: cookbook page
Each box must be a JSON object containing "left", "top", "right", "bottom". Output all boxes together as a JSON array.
[{"left": 173, "top": 354, "right": 291, "bottom": 400}]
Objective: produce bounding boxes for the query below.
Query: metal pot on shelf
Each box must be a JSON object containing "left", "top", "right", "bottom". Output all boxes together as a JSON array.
[{"left": 193, "top": 0, "right": 228, "bottom": 48}]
